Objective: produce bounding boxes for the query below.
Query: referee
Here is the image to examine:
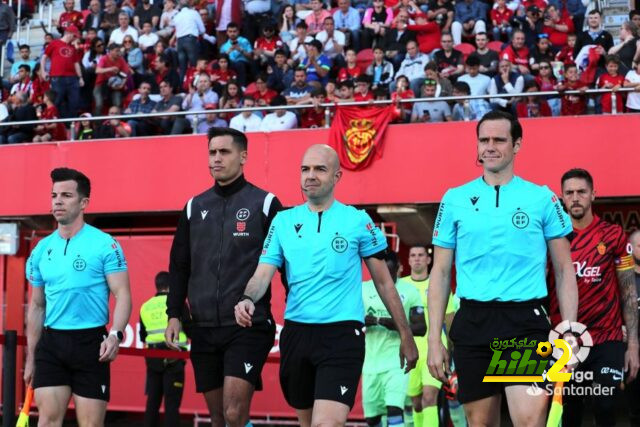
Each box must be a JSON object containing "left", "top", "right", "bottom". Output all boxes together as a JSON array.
[
  {"left": 165, "top": 127, "right": 282, "bottom": 427},
  {"left": 235, "top": 144, "right": 418, "bottom": 426},
  {"left": 427, "top": 111, "right": 578, "bottom": 426},
  {"left": 25, "top": 168, "right": 132, "bottom": 425}
]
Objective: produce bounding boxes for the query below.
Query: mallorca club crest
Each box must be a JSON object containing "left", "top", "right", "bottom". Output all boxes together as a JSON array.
[{"left": 344, "top": 119, "right": 377, "bottom": 164}]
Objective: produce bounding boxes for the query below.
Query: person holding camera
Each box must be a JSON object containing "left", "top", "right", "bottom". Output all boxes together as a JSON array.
[{"left": 93, "top": 43, "right": 132, "bottom": 116}]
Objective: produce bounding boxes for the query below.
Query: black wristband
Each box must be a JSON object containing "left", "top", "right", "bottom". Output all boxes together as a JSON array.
[{"left": 239, "top": 294, "right": 254, "bottom": 304}]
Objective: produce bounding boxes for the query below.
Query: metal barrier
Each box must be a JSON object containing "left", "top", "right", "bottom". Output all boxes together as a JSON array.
[{"left": 0, "top": 87, "right": 635, "bottom": 141}]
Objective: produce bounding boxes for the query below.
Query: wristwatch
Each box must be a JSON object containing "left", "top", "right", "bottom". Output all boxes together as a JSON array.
[{"left": 109, "top": 330, "right": 124, "bottom": 342}]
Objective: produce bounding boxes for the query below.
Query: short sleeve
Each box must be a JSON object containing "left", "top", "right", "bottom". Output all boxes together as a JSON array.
[
  {"left": 357, "top": 210, "right": 388, "bottom": 257},
  {"left": 259, "top": 213, "right": 284, "bottom": 267},
  {"left": 26, "top": 241, "right": 45, "bottom": 287},
  {"left": 103, "top": 238, "right": 128, "bottom": 275},
  {"left": 612, "top": 226, "right": 634, "bottom": 271},
  {"left": 445, "top": 293, "right": 456, "bottom": 314},
  {"left": 541, "top": 188, "right": 572, "bottom": 240},
  {"left": 432, "top": 190, "right": 457, "bottom": 249}
]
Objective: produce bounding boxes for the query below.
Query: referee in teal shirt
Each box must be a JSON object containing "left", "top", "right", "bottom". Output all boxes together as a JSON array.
[{"left": 235, "top": 144, "right": 418, "bottom": 427}]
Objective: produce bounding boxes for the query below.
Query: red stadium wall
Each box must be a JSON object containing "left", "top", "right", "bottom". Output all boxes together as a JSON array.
[{"left": 0, "top": 115, "right": 639, "bottom": 218}]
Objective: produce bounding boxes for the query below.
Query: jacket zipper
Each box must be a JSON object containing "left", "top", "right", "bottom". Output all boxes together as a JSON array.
[
  {"left": 317, "top": 211, "right": 323, "bottom": 232},
  {"left": 63, "top": 238, "right": 70, "bottom": 255},
  {"left": 494, "top": 185, "right": 500, "bottom": 207},
  {"left": 215, "top": 199, "right": 227, "bottom": 326}
]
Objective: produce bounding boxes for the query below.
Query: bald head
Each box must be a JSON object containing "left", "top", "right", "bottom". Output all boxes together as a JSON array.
[
  {"left": 300, "top": 144, "right": 342, "bottom": 207},
  {"left": 302, "top": 144, "right": 340, "bottom": 173}
]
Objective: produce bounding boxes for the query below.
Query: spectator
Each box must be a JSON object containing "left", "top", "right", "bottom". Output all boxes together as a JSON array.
[
  {"left": 138, "top": 22, "right": 159, "bottom": 52},
  {"left": 336, "top": 79, "right": 354, "bottom": 101},
  {"left": 110, "top": 12, "right": 139, "bottom": 45},
  {"left": 0, "top": 92, "right": 37, "bottom": 144},
  {"left": 84, "top": 0, "right": 104, "bottom": 37},
  {"left": 596, "top": 55, "right": 624, "bottom": 113},
  {"left": 29, "top": 63, "right": 50, "bottom": 105},
  {"left": 152, "top": 79, "right": 190, "bottom": 134},
  {"left": 391, "top": 74, "right": 414, "bottom": 122},
  {"left": 457, "top": 54, "right": 492, "bottom": 115},
  {"left": 288, "top": 21, "right": 311, "bottom": 66},
  {"left": 535, "top": 59, "right": 560, "bottom": 115},
  {"left": 631, "top": 9, "right": 640, "bottom": 28},
  {"left": 433, "top": 32, "right": 464, "bottom": 80},
  {"left": 299, "top": 39, "right": 331, "bottom": 86},
  {"left": 541, "top": 5, "right": 574, "bottom": 49},
  {"left": 325, "top": 79, "right": 339, "bottom": 101},
  {"left": 555, "top": 32, "right": 577, "bottom": 65},
  {"left": 214, "top": 0, "right": 242, "bottom": 46},
  {"left": 218, "top": 79, "right": 243, "bottom": 121},
  {"left": 57, "top": 0, "right": 84, "bottom": 35},
  {"left": 283, "top": 68, "right": 314, "bottom": 104},
  {"left": 608, "top": 21, "right": 640, "bottom": 74},
  {"left": 300, "top": 88, "right": 327, "bottom": 128},
  {"left": 366, "top": 46, "right": 394, "bottom": 89},
  {"left": 94, "top": 43, "right": 132, "bottom": 116},
  {"left": 101, "top": 0, "right": 121, "bottom": 42},
  {"left": 337, "top": 48, "right": 362, "bottom": 82},
  {"left": 491, "top": 0, "right": 513, "bottom": 41},
  {"left": 10, "top": 45, "right": 37, "bottom": 85},
  {"left": 427, "top": 0, "right": 454, "bottom": 33},
  {"left": 183, "top": 73, "right": 220, "bottom": 124},
  {"left": 623, "top": 60, "right": 640, "bottom": 112},
  {"left": 279, "top": 5, "right": 299, "bottom": 43},
  {"left": 489, "top": 58, "right": 524, "bottom": 111},
  {"left": 316, "top": 17, "right": 346, "bottom": 67},
  {"left": 407, "top": 13, "right": 441, "bottom": 55},
  {"left": 333, "top": 0, "right": 361, "bottom": 50},
  {"left": 220, "top": 22, "right": 253, "bottom": 86},
  {"left": 397, "top": 40, "right": 430, "bottom": 92},
  {"left": 133, "top": 0, "right": 161, "bottom": 32},
  {"left": 381, "top": 9, "right": 415, "bottom": 69},
  {"left": 451, "top": 81, "right": 484, "bottom": 121},
  {"left": 123, "top": 35, "right": 144, "bottom": 81},
  {"left": 362, "top": 0, "right": 394, "bottom": 49},
  {"left": 254, "top": 22, "right": 284, "bottom": 67},
  {"left": 500, "top": 29, "right": 530, "bottom": 76},
  {"left": 196, "top": 104, "right": 228, "bottom": 133},
  {"left": 210, "top": 54, "right": 237, "bottom": 89},
  {"left": 515, "top": 80, "right": 551, "bottom": 117},
  {"left": 96, "top": 105, "right": 133, "bottom": 138},
  {"left": 514, "top": 5, "right": 544, "bottom": 49},
  {"left": 251, "top": 72, "right": 278, "bottom": 106},
  {"left": 152, "top": 53, "right": 181, "bottom": 93},
  {"left": 33, "top": 90, "right": 67, "bottom": 142},
  {"left": 574, "top": 9, "right": 613, "bottom": 70},
  {"left": 10, "top": 64, "right": 32, "bottom": 96},
  {"left": 548, "top": 0, "right": 585, "bottom": 33},
  {"left": 41, "top": 26, "right": 84, "bottom": 119},
  {"left": 157, "top": 0, "right": 178, "bottom": 39},
  {"left": 410, "top": 79, "right": 452, "bottom": 122},
  {"left": 451, "top": 0, "right": 487, "bottom": 45},
  {"left": 474, "top": 32, "right": 498, "bottom": 75},
  {"left": 558, "top": 63, "right": 587, "bottom": 115},
  {"left": 426, "top": 60, "right": 454, "bottom": 96},
  {"left": 0, "top": 0, "right": 15, "bottom": 57},
  {"left": 125, "top": 81, "right": 157, "bottom": 136},
  {"left": 353, "top": 74, "right": 374, "bottom": 101},
  {"left": 229, "top": 96, "right": 262, "bottom": 131},
  {"left": 242, "top": 0, "right": 272, "bottom": 42},
  {"left": 174, "top": 0, "right": 206, "bottom": 82},
  {"left": 305, "top": 0, "right": 332, "bottom": 35},
  {"left": 82, "top": 38, "right": 106, "bottom": 88},
  {"left": 260, "top": 95, "right": 298, "bottom": 131},
  {"left": 529, "top": 33, "right": 554, "bottom": 72},
  {"left": 76, "top": 112, "right": 95, "bottom": 140},
  {"left": 267, "top": 49, "right": 294, "bottom": 93}
]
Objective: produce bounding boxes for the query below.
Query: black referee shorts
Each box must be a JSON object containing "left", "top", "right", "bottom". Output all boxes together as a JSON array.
[
  {"left": 450, "top": 298, "right": 551, "bottom": 404},
  {"left": 279, "top": 320, "right": 365, "bottom": 410},
  {"left": 33, "top": 326, "right": 110, "bottom": 401}
]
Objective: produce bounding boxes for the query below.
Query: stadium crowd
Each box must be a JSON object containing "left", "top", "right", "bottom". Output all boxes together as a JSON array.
[{"left": 0, "top": 0, "right": 640, "bottom": 142}]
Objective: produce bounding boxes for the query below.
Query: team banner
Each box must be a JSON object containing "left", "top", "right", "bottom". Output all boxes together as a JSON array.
[{"left": 329, "top": 105, "right": 395, "bottom": 171}]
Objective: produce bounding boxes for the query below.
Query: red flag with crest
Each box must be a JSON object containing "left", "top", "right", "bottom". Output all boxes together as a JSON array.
[{"left": 329, "top": 105, "right": 396, "bottom": 171}]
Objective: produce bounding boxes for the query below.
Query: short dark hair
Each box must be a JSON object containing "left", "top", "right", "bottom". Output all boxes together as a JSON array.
[
  {"left": 476, "top": 111, "right": 522, "bottom": 144},
  {"left": 227, "top": 22, "right": 239, "bottom": 30},
  {"left": 270, "top": 95, "right": 287, "bottom": 107},
  {"left": 424, "top": 61, "right": 437, "bottom": 72},
  {"left": 605, "top": 54, "right": 620, "bottom": 65},
  {"left": 18, "top": 64, "right": 31, "bottom": 73},
  {"left": 565, "top": 63, "right": 578, "bottom": 72},
  {"left": 524, "top": 79, "right": 539, "bottom": 91},
  {"left": 466, "top": 54, "right": 480, "bottom": 67},
  {"left": 44, "top": 89, "right": 57, "bottom": 102},
  {"left": 275, "top": 48, "right": 287, "bottom": 57},
  {"left": 630, "top": 9, "right": 640, "bottom": 19},
  {"left": 384, "top": 250, "right": 399, "bottom": 274},
  {"left": 453, "top": 81, "right": 471, "bottom": 94},
  {"left": 296, "top": 20, "right": 308, "bottom": 29},
  {"left": 373, "top": 87, "right": 388, "bottom": 98},
  {"left": 155, "top": 271, "right": 171, "bottom": 291},
  {"left": 561, "top": 168, "right": 594, "bottom": 190},
  {"left": 207, "top": 127, "right": 248, "bottom": 151},
  {"left": 18, "top": 44, "right": 30, "bottom": 50},
  {"left": 51, "top": 168, "right": 91, "bottom": 198},
  {"left": 161, "top": 77, "right": 174, "bottom": 88},
  {"left": 588, "top": 9, "right": 601, "bottom": 16}
]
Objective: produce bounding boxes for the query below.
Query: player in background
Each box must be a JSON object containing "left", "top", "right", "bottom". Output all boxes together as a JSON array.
[{"left": 626, "top": 229, "right": 640, "bottom": 425}]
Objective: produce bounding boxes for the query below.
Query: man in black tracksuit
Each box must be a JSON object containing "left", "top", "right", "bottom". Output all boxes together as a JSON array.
[{"left": 165, "top": 127, "right": 282, "bottom": 427}]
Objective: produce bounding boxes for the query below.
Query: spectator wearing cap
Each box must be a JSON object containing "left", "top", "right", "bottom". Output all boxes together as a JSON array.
[
  {"left": 93, "top": 43, "right": 132, "bottom": 116},
  {"left": 299, "top": 39, "right": 331, "bottom": 86},
  {"left": 490, "top": 0, "right": 513, "bottom": 42},
  {"left": 305, "top": 0, "right": 332, "bottom": 36},
  {"left": 229, "top": 96, "right": 262, "bottom": 132},
  {"left": 410, "top": 79, "right": 452, "bottom": 122},
  {"left": 125, "top": 81, "right": 157, "bottom": 136},
  {"left": 489, "top": 58, "right": 524, "bottom": 111},
  {"left": 110, "top": 12, "right": 139, "bottom": 45},
  {"left": 500, "top": 29, "right": 530, "bottom": 76},
  {"left": 76, "top": 113, "right": 95, "bottom": 140},
  {"left": 365, "top": 45, "right": 394, "bottom": 89},
  {"left": 259, "top": 95, "right": 298, "bottom": 131},
  {"left": 57, "top": 0, "right": 84, "bottom": 36},
  {"left": 183, "top": 73, "right": 219, "bottom": 124},
  {"left": 451, "top": 0, "right": 487, "bottom": 45},
  {"left": 283, "top": 68, "right": 314, "bottom": 104},
  {"left": 10, "top": 45, "right": 37, "bottom": 85},
  {"left": 220, "top": 22, "right": 253, "bottom": 86},
  {"left": 433, "top": 32, "right": 464, "bottom": 80},
  {"left": 196, "top": 104, "right": 228, "bottom": 133},
  {"left": 96, "top": 105, "right": 133, "bottom": 139},
  {"left": 0, "top": 91, "right": 37, "bottom": 144},
  {"left": 381, "top": 9, "right": 416, "bottom": 69},
  {"left": 407, "top": 13, "right": 441, "bottom": 55},
  {"left": 353, "top": 74, "right": 374, "bottom": 101},
  {"left": 396, "top": 40, "right": 430, "bottom": 93},
  {"left": 362, "top": 0, "right": 394, "bottom": 49},
  {"left": 316, "top": 16, "right": 346, "bottom": 66},
  {"left": 457, "top": 54, "right": 491, "bottom": 115},
  {"left": 254, "top": 23, "right": 284, "bottom": 67},
  {"left": 514, "top": 5, "right": 544, "bottom": 49},
  {"left": 541, "top": 4, "right": 574, "bottom": 49},
  {"left": 152, "top": 79, "right": 191, "bottom": 134},
  {"left": 288, "top": 21, "right": 311, "bottom": 66},
  {"left": 173, "top": 0, "right": 206, "bottom": 82},
  {"left": 333, "top": 0, "right": 361, "bottom": 50},
  {"left": 40, "top": 25, "right": 84, "bottom": 118}
]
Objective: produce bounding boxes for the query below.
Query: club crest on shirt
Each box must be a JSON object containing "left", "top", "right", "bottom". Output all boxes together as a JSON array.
[{"left": 597, "top": 241, "right": 607, "bottom": 255}]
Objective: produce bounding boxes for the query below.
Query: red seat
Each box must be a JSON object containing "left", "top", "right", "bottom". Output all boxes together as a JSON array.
[
  {"left": 453, "top": 43, "right": 476, "bottom": 61},
  {"left": 488, "top": 40, "right": 504, "bottom": 53},
  {"left": 244, "top": 82, "right": 257, "bottom": 95},
  {"left": 356, "top": 48, "right": 374, "bottom": 71}
]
